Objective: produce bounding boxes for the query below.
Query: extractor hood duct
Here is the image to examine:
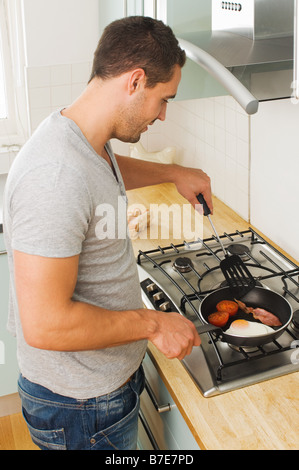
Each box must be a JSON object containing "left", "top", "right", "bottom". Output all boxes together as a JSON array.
[{"left": 178, "top": 37, "right": 259, "bottom": 115}]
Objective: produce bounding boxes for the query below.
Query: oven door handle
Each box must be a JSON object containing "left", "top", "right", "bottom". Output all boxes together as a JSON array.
[
  {"left": 144, "top": 378, "right": 172, "bottom": 414},
  {"left": 138, "top": 410, "right": 160, "bottom": 450}
]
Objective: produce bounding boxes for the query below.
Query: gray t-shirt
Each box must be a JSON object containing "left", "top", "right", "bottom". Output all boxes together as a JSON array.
[{"left": 3, "top": 110, "right": 147, "bottom": 399}]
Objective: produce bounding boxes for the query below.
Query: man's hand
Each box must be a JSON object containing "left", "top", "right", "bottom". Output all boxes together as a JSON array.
[
  {"left": 147, "top": 310, "right": 201, "bottom": 360},
  {"left": 171, "top": 165, "right": 213, "bottom": 215}
]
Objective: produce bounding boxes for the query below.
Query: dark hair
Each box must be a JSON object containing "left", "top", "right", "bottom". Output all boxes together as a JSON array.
[{"left": 89, "top": 16, "right": 186, "bottom": 87}]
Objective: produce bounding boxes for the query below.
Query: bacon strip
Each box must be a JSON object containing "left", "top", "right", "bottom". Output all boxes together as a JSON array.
[{"left": 234, "top": 299, "right": 282, "bottom": 327}]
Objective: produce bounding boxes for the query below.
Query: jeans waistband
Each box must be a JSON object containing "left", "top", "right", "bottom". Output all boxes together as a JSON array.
[{"left": 18, "top": 364, "right": 144, "bottom": 406}]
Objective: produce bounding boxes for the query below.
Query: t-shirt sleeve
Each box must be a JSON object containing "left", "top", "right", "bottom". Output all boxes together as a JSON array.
[{"left": 10, "top": 162, "right": 92, "bottom": 258}]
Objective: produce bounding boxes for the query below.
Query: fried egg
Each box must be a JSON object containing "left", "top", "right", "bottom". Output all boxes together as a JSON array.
[{"left": 225, "top": 319, "right": 274, "bottom": 337}]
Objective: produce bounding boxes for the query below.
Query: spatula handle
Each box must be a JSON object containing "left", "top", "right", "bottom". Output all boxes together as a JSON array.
[{"left": 196, "top": 194, "right": 211, "bottom": 216}]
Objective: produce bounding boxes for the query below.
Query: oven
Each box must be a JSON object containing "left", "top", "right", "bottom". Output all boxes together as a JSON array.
[{"left": 137, "top": 228, "right": 299, "bottom": 397}]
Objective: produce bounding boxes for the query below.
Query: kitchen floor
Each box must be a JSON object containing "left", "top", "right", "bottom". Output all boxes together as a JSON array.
[{"left": 0, "top": 413, "right": 38, "bottom": 450}]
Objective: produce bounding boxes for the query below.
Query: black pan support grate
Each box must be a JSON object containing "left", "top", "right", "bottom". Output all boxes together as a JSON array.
[{"left": 138, "top": 229, "right": 299, "bottom": 382}]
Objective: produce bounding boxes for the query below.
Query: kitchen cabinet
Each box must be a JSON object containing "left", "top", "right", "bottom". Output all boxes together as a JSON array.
[
  {"left": 138, "top": 353, "right": 199, "bottom": 450},
  {"left": 99, "top": 0, "right": 126, "bottom": 32},
  {"left": 0, "top": 232, "right": 19, "bottom": 398}
]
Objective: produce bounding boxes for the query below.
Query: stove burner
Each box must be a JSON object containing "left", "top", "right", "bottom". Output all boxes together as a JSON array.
[
  {"left": 228, "top": 344, "right": 260, "bottom": 354},
  {"left": 227, "top": 243, "right": 250, "bottom": 260},
  {"left": 173, "top": 257, "right": 194, "bottom": 273}
]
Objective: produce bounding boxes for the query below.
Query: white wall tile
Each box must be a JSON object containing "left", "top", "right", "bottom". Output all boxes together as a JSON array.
[
  {"left": 147, "top": 96, "right": 251, "bottom": 221},
  {"left": 237, "top": 138, "right": 249, "bottom": 169},
  {"left": 72, "top": 62, "right": 91, "bottom": 84},
  {"left": 225, "top": 105, "right": 237, "bottom": 136},
  {"left": 214, "top": 100, "right": 225, "bottom": 129},
  {"left": 28, "top": 87, "right": 51, "bottom": 109},
  {"left": 203, "top": 98, "right": 215, "bottom": 123},
  {"left": 214, "top": 126, "right": 225, "bottom": 152},
  {"left": 71, "top": 83, "right": 86, "bottom": 101},
  {"left": 27, "top": 66, "right": 51, "bottom": 88},
  {"left": 225, "top": 155, "right": 237, "bottom": 181},
  {"left": 51, "top": 85, "right": 72, "bottom": 108},
  {"left": 26, "top": 62, "right": 92, "bottom": 132},
  {"left": 204, "top": 121, "right": 215, "bottom": 147},
  {"left": 226, "top": 133, "right": 237, "bottom": 161},
  {"left": 195, "top": 116, "right": 205, "bottom": 141},
  {"left": 51, "top": 64, "right": 72, "bottom": 86},
  {"left": 237, "top": 112, "right": 249, "bottom": 142},
  {"left": 235, "top": 189, "right": 248, "bottom": 220},
  {"left": 30, "top": 107, "right": 52, "bottom": 131}
]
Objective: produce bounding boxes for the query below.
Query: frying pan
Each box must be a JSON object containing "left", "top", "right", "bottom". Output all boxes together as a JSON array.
[{"left": 197, "top": 286, "right": 293, "bottom": 347}]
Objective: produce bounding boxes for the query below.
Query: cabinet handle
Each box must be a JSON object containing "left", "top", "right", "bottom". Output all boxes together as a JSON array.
[
  {"left": 153, "top": 0, "right": 157, "bottom": 19},
  {"left": 144, "top": 378, "right": 172, "bottom": 414}
]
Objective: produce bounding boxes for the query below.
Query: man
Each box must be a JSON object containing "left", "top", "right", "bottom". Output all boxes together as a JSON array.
[{"left": 4, "top": 16, "right": 212, "bottom": 450}]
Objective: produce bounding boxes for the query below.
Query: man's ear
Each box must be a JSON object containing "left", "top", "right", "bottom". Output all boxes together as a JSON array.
[{"left": 128, "top": 68, "right": 146, "bottom": 95}]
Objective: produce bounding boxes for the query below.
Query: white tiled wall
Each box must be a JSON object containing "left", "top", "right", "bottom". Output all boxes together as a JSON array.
[
  {"left": 25, "top": 62, "right": 92, "bottom": 133},
  {"left": 126, "top": 96, "right": 250, "bottom": 221}
]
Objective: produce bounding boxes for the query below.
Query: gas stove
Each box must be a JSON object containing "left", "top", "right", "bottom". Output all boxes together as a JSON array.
[{"left": 137, "top": 229, "right": 299, "bottom": 397}]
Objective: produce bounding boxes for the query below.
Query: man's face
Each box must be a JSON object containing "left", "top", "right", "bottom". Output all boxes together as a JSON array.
[{"left": 115, "top": 65, "right": 182, "bottom": 143}]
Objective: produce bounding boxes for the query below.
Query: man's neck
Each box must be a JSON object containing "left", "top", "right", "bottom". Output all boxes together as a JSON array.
[{"left": 61, "top": 79, "right": 115, "bottom": 157}]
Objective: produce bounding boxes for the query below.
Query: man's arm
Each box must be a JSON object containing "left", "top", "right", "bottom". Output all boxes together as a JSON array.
[
  {"left": 114, "top": 155, "right": 213, "bottom": 214},
  {"left": 14, "top": 250, "right": 200, "bottom": 360}
]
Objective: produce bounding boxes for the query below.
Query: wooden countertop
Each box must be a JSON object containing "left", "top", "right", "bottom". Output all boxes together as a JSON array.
[{"left": 127, "top": 183, "right": 299, "bottom": 450}]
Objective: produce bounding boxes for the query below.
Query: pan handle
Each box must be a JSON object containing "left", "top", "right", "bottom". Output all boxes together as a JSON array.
[{"left": 196, "top": 323, "right": 222, "bottom": 335}]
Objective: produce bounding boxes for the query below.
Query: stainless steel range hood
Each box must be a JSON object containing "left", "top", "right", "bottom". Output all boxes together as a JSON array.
[
  {"left": 212, "top": 0, "right": 294, "bottom": 40},
  {"left": 176, "top": 0, "right": 294, "bottom": 108}
]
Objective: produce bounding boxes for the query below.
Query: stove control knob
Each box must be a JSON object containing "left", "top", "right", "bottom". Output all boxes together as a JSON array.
[
  {"left": 153, "top": 291, "right": 164, "bottom": 302},
  {"left": 160, "top": 301, "right": 171, "bottom": 312},
  {"left": 146, "top": 283, "right": 157, "bottom": 293}
]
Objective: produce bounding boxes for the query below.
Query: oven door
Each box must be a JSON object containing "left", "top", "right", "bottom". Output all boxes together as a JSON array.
[{"left": 138, "top": 354, "right": 200, "bottom": 451}]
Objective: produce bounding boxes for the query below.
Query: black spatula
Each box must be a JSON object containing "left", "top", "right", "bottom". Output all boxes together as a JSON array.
[
  {"left": 197, "top": 194, "right": 256, "bottom": 298},
  {"left": 219, "top": 254, "right": 256, "bottom": 297}
]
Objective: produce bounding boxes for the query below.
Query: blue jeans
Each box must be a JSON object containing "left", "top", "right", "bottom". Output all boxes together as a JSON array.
[{"left": 18, "top": 365, "right": 145, "bottom": 450}]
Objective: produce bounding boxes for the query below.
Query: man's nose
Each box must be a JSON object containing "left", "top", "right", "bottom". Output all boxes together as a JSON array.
[{"left": 158, "top": 102, "right": 167, "bottom": 121}]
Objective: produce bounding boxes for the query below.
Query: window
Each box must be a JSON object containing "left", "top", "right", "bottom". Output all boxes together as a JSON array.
[
  {"left": 0, "top": 37, "right": 7, "bottom": 119},
  {"left": 0, "top": 0, "right": 26, "bottom": 148}
]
